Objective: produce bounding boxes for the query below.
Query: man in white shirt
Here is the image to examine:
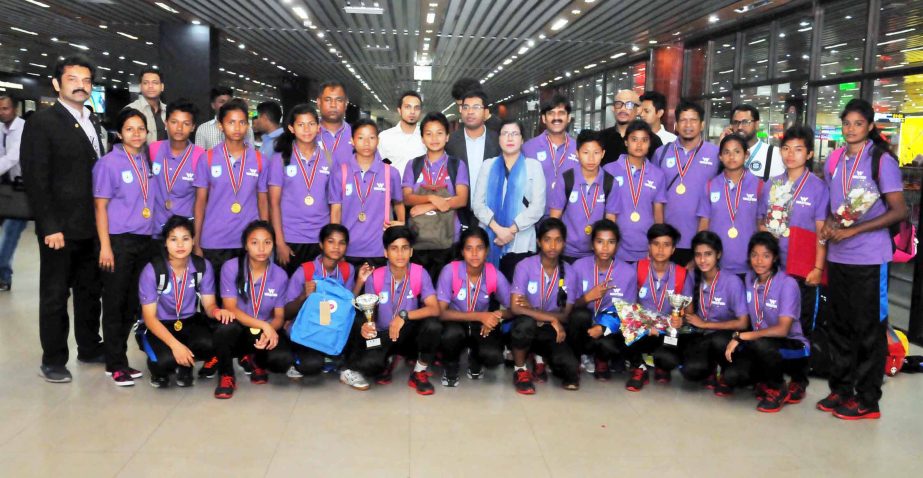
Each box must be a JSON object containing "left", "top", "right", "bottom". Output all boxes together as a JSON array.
[
  {"left": 194, "top": 86, "right": 254, "bottom": 150},
  {"left": 0, "top": 94, "right": 26, "bottom": 291},
  {"left": 640, "top": 91, "right": 677, "bottom": 145},
  {"left": 721, "top": 104, "right": 784, "bottom": 181},
  {"left": 377, "top": 90, "right": 425, "bottom": 174}
]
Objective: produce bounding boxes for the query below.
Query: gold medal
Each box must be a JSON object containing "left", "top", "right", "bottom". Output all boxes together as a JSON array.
[
  {"left": 164, "top": 199, "right": 173, "bottom": 211},
  {"left": 141, "top": 207, "right": 151, "bottom": 219},
  {"left": 675, "top": 183, "right": 686, "bottom": 195},
  {"left": 250, "top": 327, "right": 261, "bottom": 335},
  {"left": 173, "top": 320, "right": 183, "bottom": 332},
  {"left": 728, "top": 227, "right": 739, "bottom": 239},
  {"left": 358, "top": 211, "right": 367, "bottom": 222},
  {"left": 230, "top": 202, "right": 242, "bottom": 214},
  {"left": 630, "top": 212, "right": 641, "bottom": 222},
  {"left": 304, "top": 195, "right": 314, "bottom": 206},
  {"left": 584, "top": 225, "right": 592, "bottom": 235}
]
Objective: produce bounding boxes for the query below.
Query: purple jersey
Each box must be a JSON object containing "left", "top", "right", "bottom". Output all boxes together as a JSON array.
[
  {"left": 363, "top": 265, "right": 436, "bottom": 330},
  {"left": 92, "top": 144, "right": 156, "bottom": 236},
  {"left": 521, "top": 130, "right": 579, "bottom": 196},
  {"left": 511, "top": 254, "right": 577, "bottom": 313},
  {"left": 138, "top": 258, "right": 215, "bottom": 321},
  {"left": 697, "top": 172, "right": 766, "bottom": 275},
  {"left": 547, "top": 168, "right": 618, "bottom": 258},
  {"left": 760, "top": 171, "right": 829, "bottom": 265},
  {"left": 637, "top": 262, "right": 695, "bottom": 315},
  {"left": 572, "top": 256, "right": 638, "bottom": 314},
  {"left": 604, "top": 156, "right": 668, "bottom": 261},
  {"left": 266, "top": 147, "right": 334, "bottom": 244},
  {"left": 194, "top": 143, "right": 268, "bottom": 249},
  {"left": 653, "top": 140, "right": 721, "bottom": 249},
  {"left": 436, "top": 261, "right": 511, "bottom": 312},
  {"left": 329, "top": 155, "right": 404, "bottom": 258},
  {"left": 150, "top": 141, "right": 201, "bottom": 235},
  {"left": 220, "top": 260, "right": 289, "bottom": 322},
  {"left": 696, "top": 271, "right": 748, "bottom": 323},
  {"left": 745, "top": 271, "right": 807, "bottom": 348}
]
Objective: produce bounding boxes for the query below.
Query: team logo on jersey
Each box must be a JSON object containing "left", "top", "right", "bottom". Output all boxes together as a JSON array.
[
  {"left": 767, "top": 298, "right": 778, "bottom": 309},
  {"left": 121, "top": 170, "right": 134, "bottom": 184},
  {"left": 796, "top": 196, "right": 812, "bottom": 207},
  {"left": 320, "top": 166, "right": 330, "bottom": 175},
  {"left": 379, "top": 291, "right": 389, "bottom": 304},
  {"left": 747, "top": 291, "right": 753, "bottom": 303},
  {"left": 152, "top": 163, "right": 162, "bottom": 176},
  {"left": 527, "top": 281, "right": 538, "bottom": 294},
  {"left": 536, "top": 151, "right": 547, "bottom": 161},
  {"left": 597, "top": 194, "right": 605, "bottom": 203},
  {"left": 286, "top": 165, "right": 298, "bottom": 177},
  {"left": 700, "top": 157, "right": 714, "bottom": 165},
  {"left": 744, "top": 193, "right": 757, "bottom": 203},
  {"left": 639, "top": 286, "right": 648, "bottom": 299},
  {"left": 246, "top": 168, "right": 259, "bottom": 177},
  {"left": 711, "top": 192, "right": 721, "bottom": 203},
  {"left": 183, "top": 172, "right": 195, "bottom": 181},
  {"left": 666, "top": 157, "right": 676, "bottom": 168},
  {"left": 373, "top": 182, "right": 386, "bottom": 192},
  {"left": 457, "top": 287, "right": 467, "bottom": 301},
  {"left": 568, "top": 153, "right": 578, "bottom": 161},
  {"left": 211, "top": 165, "right": 222, "bottom": 178},
  {"left": 344, "top": 183, "right": 353, "bottom": 196},
  {"left": 266, "top": 288, "right": 278, "bottom": 298},
  {"left": 645, "top": 180, "right": 656, "bottom": 189},
  {"left": 569, "top": 191, "right": 578, "bottom": 203},
  {"left": 748, "top": 161, "right": 762, "bottom": 172},
  {"left": 582, "top": 280, "right": 589, "bottom": 292}
]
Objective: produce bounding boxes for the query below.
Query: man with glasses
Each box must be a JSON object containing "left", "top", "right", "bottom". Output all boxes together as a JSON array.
[
  {"left": 522, "top": 94, "right": 578, "bottom": 194},
  {"left": 446, "top": 90, "right": 500, "bottom": 211},
  {"left": 451, "top": 78, "right": 502, "bottom": 134},
  {"left": 600, "top": 89, "right": 663, "bottom": 166},
  {"left": 720, "top": 104, "right": 784, "bottom": 180},
  {"left": 316, "top": 81, "right": 353, "bottom": 165},
  {"left": 378, "top": 90, "right": 426, "bottom": 175}
]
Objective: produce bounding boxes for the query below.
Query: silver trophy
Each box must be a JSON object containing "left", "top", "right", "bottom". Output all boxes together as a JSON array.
[
  {"left": 665, "top": 293, "right": 692, "bottom": 347},
  {"left": 352, "top": 293, "right": 382, "bottom": 349}
]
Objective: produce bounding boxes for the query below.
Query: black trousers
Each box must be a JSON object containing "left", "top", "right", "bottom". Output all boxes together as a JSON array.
[
  {"left": 291, "top": 342, "right": 326, "bottom": 376},
  {"left": 653, "top": 331, "right": 733, "bottom": 381},
  {"left": 509, "top": 315, "right": 579, "bottom": 383},
  {"left": 37, "top": 236, "right": 103, "bottom": 367},
  {"left": 439, "top": 321, "right": 504, "bottom": 369},
  {"left": 826, "top": 261, "right": 888, "bottom": 406},
  {"left": 142, "top": 315, "right": 214, "bottom": 377},
  {"left": 202, "top": 248, "right": 241, "bottom": 297},
  {"left": 499, "top": 252, "right": 534, "bottom": 283},
  {"left": 723, "top": 337, "right": 809, "bottom": 390},
  {"left": 567, "top": 308, "right": 657, "bottom": 368},
  {"left": 412, "top": 247, "right": 454, "bottom": 285},
  {"left": 211, "top": 322, "right": 294, "bottom": 376},
  {"left": 101, "top": 234, "right": 153, "bottom": 371},
  {"left": 346, "top": 316, "right": 443, "bottom": 378},
  {"left": 281, "top": 242, "right": 322, "bottom": 276}
]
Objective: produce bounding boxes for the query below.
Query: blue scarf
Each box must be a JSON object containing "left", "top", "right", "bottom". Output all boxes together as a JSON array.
[{"left": 485, "top": 153, "right": 527, "bottom": 267}]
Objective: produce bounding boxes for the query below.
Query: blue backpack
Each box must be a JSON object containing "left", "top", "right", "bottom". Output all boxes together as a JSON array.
[{"left": 289, "top": 277, "right": 355, "bottom": 355}]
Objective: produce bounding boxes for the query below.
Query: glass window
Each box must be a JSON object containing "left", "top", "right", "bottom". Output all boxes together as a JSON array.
[
  {"left": 819, "top": 0, "right": 868, "bottom": 80},
  {"left": 776, "top": 14, "right": 813, "bottom": 78},
  {"left": 710, "top": 35, "right": 736, "bottom": 94},
  {"left": 741, "top": 26, "right": 771, "bottom": 83},
  {"left": 685, "top": 44, "right": 708, "bottom": 97},
  {"left": 813, "top": 82, "right": 861, "bottom": 166},
  {"left": 876, "top": 1, "right": 923, "bottom": 70},
  {"left": 737, "top": 82, "right": 809, "bottom": 146},
  {"left": 707, "top": 97, "right": 732, "bottom": 142}
]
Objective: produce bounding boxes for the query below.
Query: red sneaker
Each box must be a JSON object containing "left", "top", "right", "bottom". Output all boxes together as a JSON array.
[
  {"left": 532, "top": 362, "right": 548, "bottom": 383},
  {"left": 408, "top": 371, "right": 435, "bottom": 395},
  {"left": 514, "top": 369, "right": 536, "bottom": 395},
  {"left": 214, "top": 374, "right": 236, "bottom": 399},
  {"left": 625, "top": 367, "right": 649, "bottom": 392}
]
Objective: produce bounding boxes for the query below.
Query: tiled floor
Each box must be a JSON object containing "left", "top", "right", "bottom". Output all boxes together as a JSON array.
[{"left": 1, "top": 225, "right": 921, "bottom": 477}]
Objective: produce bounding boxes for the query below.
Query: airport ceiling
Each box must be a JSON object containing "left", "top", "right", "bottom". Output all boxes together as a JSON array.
[{"left": 0, "top": 0, "right": 799, "bottom": 115}]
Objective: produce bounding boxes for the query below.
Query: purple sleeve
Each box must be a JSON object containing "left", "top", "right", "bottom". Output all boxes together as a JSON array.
[
  {"left": 401, "top": 160, "right": 416, "bottom": 189},
  {"left": 654, "top": 169, "right": 667, "bottom": 203},
  {"left": 511, "top": 263, "right": 528, "bottom": 295},
  {"left": 271, "top": 272, "right": 290, "bottom": 310},
  {"left": 876, "top": 153, "right": 903, "bottom": 194},
  {"left": 548, "top": 172, "right": 566, "bottom": 210},
  {"left": 681, "top": 270, "right": 695, "bottom": 296},
  {"left": 564, "top": 264, "right": 578, "bottom": 305},
  {"left": 696, "top": 183, "right": 712, "bottom": 218},
  {"left": 758, "top": 179, "right": 771, "bottom": 219},
  {"left": 328, "top": 163, "right": 343, "bottom": 204},
  {"left": 343, "top": 265, "right": 356, "bottom": 291},
  {"left": 285, "top": 272, "right": 306, "bottom": 304},
  {"left": 390, "top": 166, "right": 404, "bottom": 202},
  {"left": 92, "top": 159, "right": 115, "bottom": 199},
  {"left": 363, "top": 277, "right": 374, "bottom": 295},
  {"left": 815, "top": 182, "right": 830, "bottom": 222},
  {"left": 220, "top": 260, "right": 238, "bottom": 299},
  {"left": 623, "top": 266, "right": 639, "bottom": 302},
  {"left": 200, "top": 260, "right": 216, "bottom": 296},
  {"left": 456, "top": 160, "right": 470, "bottom": 187},
  {"left": 605, "top": 183, "right": 619, "bottom": 215},
  {"left": 193, "top": 151, "right": 210, "bottom": 188},
  {"left": 728, "top": 276, "right": 749, "bottom": 318},
  {"left": 495, "top": 273, "right": 511, "bottom": 308},
  {"left": 435, "top": 266, "right": 454, "bottom": 303},
  {"left": 652, "top": 145, "right": 665, "bottom": 168},
  {"left": 257, "top": 155, "right": 269, "bottom": 193},
  {"left": 779, "top": 276, "right": 801, "bottom": 319},
  {"left": 267, "top": 154, "right": 284, "bottom": 187},
  {"left": 138, "top": 264, "right": 158, "bottom": 305},
  {"left": 419, "top": 269, "right": 436, "bottom": 303}
]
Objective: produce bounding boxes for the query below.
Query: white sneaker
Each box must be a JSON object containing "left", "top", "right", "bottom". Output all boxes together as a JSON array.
[
  {"left": 339, "top": 369, "right": 370, "bottom": 391},
  {"left": 286, "top": 365, "right": 304, "bottom": 379},
  {"left": 581, "top": 355, "right": 596, "bottom": 374}
]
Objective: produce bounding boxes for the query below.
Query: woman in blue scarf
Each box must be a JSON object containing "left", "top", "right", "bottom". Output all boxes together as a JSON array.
[{"left": 471, "top": 120, "right": 547, "bottom": 281}]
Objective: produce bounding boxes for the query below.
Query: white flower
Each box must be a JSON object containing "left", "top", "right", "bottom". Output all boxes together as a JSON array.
[{"left": 842, "top": 219, "right": 854, "bottom": 227}]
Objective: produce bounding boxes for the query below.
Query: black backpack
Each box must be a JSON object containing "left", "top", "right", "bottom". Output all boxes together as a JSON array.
[
  {"left": 134, "top": 255, "right": 207, "bottom": 349},
  {"left": 561, "top": 168, "right": 616, "bottom": 212}
]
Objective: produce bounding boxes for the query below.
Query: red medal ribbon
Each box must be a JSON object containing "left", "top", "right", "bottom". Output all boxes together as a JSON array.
[
  {"left": 390, "top": 270, "right": 411, "bottom": 315},
  {"left": 593, "top": 260, "right": 615, "bottom": 315},
  {"left": 752, "top": 275, "right": 774, "bottom": 330},
  {"left": 841, "top": 141, "right": 867, "bottom": 200},
  {"left": 294, "top": 145, "right": 322, "bottom": 198},
  {"left": 673, "top": 141, "right": 704, "bottom": 187},
  {"left": 353, "top": 170, "right": 377, "bottom": 211},
  {"left": 248, "top": 263, "right": 270, "bottom": 321},
  {"left": 124, "top": 148, "right": 150, "bottom": 204},
  {"left": 540, "top": 266, "right": 560, "bottom": 310},
  {"left": 546, "top": 134, "right": 570, "bottom": 177},
  {"left": 466, "top": 270, "right": 484, "bottom": 313},
  {"left": 171, "top": 266, "right": 188, "bottom": 320},
  {"left": 321, "top": 127, "right": 344, "bottom": 155},
  {"left": 647, "top": 263, "right": 672, "bottom": 313},
  {"left": 723, "top": 173, "right": 745, "bottom": 225},
  {"left": 624, "top": 159, "right": 646, "bottom": 213},
  {"left": 700, "top": 270, "right": 720, "bottom": 321},
  {"left": 163, "top": 143, "right": 192, "bottom": 196},
  {"left": 579, "top": 181, "right": 602, "bottom": 224},
  {"left": 421, "top": 154, "right": 448, "bottom": 189},
  {"left": 223, "top": 144, "right": 247, "bottom": 197}
]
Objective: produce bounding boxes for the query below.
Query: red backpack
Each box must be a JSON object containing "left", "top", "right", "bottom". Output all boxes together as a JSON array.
[
  {"left": 302, "top": 260, "right": 351, "bottom": 286},
  {"left": 636, "top": 258, "right": 687, "bottom": 294},
  {"left": 449, "top": 261, "right": 498, "bottom": 299},
  {"left": 149, "top": 140, "right": 205, "bottom": 173}
]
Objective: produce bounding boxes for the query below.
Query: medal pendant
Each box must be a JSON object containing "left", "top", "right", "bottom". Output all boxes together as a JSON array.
[
  {"left": 630, "top": 212, "right": 641, "bottom": 222},
  {"left": 675, "top": 183, "right": 686, "bottom": 195},
  {"left": 358, "top": 212, "right": 367, "bottom": 222},
  {"left": 304, "top": 195, "right": 314, "bottom": 206},
  {"left": 230, "top": 202, "right": 242, "bottom": 214},
  {"left": 141, "top": 207, "right": 152, "bottom": 219},
  {"left": 173, "top": 320, "right": 183, "bottom": 332},
  {"left": 728, "top": 227, "right": 739, "bottom": 239}
]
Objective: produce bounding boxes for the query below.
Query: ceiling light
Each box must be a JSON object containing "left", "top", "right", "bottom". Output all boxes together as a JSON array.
[
  {"left": 709, "top": 15, "right": 719, "bottom": 23},
  {"left": 238, "top": 43, "right": 246, "bottom": 49},
  {"left": 154, "top": 2, "right": 179, "bottom": 13},
  {"left": 503, "top": 58, "right": 513, "bottom": 65},
  {"left": 426, "top": 12, "right": 435, "bottom": 23},
  {"left": 98, "top": 66, "right": 110, "bottom": 71},
  {"left": 293, "top": 6, "right": 309, "bottom": 20},
  {"left": 584, "top": 63, "right": 597, "bottom": 69},
  {"left": 69, "top": 43, "right": 89, "bottom": 50},
  {"left": 550, "top": 18, "right": 568, "bottom": 30},
  {"left": 825, "top": 42, "right": 847, "bottom": 49},
  {"left": 132, "top": 60, "right": 148, "bottom": 66},
  {"left": 25, "top": 0, "right": 50, "bottom": 6},
  {"left": 28, "top": 62, "right": 46, "bottom": 68},
  {"left": 571, "top": 9, "right": 581, "bottom": 14},
  {"left": 611, "top": 52, "right": 626, "bottom": 59},
  {"left": 191, "top": 20, "right": 202, "bottom": 25},
  {"left": 145, "top": 41, "right": 153, "bottom": 45},
  {"left": 631, "top": 45, "right": 640, "bottom": 52},
  {"left": 117, "top": 31, "right": 139, "bottom": 40},
  {"left": 344, "top": 2, "right": 384, "bottom": 15},
  {"left": 10, "top": 27, "right": 38, "bottom": 35},
  {"left": 649, "top": 39, "right": 657, "bottom": 44},
  {"left": 673, "top": 31, "right": 681, "bottom": 36},
  {"left": 518, "top": 46, "right": 529, "bottom": 54},
  {"left": 317, "top": 32, "right": 325, "bottom": 38},
  {"left": 886, "top": 28, "right": 915, "bottom": 36}
]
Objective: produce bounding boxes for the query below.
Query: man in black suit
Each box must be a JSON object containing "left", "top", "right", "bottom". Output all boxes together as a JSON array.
[
  {"left": 21, "top": 56, "right": 105, "bottom": 383},
  {"left": 446, "top": 89, "right": 501, "bottom": 229},
  {"left": 599, "top": 89, "right": 662, "bottom": 166}
]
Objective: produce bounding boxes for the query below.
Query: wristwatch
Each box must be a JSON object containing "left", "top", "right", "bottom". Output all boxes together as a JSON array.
[
  {"left": 732, "top": 331, "right": 743, "bottom": 341},
  {"left": 398, "top": 309, "right": 409, "bottom": 320}
]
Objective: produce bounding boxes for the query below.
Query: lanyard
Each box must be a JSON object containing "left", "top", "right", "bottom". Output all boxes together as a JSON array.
[
  {"left": 163, "top": 143, "right": 192, "bottom": 195},
  {"left": 625, "top": 160, "right": 646, "bottom": 212},
  {"left": 540, "top": 266, "right": 559, "bottom": 310},
  {"left": 466, "top": 271, "right": 484, "bottom": 313},
  {"left": 223, "top": 144, "right": 247, "bottom": 197},
  {"left": 700, "top": 270, "right": 720, "bottom": 321},
  {"left": 391, "top": 272, "right": 411, "bottom": 314},
  {"left": 294, "top": 145, "right": 321, "bottom": 194},
  {"left": 840, "top": 142, "right": 867, "bottom": 200},
  {"left": 723, "top": 173, "right": 745, "bottom": 225},
  {"left": 673, "top": 141, "right": 703, "bottom": 185},
  {"left": 546, "top": 134, "right": 570, "bottom": 176},
  {"left": 745, "top": 141, "right": 763, "bottom": 170},
  {"left": 421, "top": 155, "right": 448, "bottom": 188},
  {"left": 321, "top": 127, "right": 344, "bottom": 155},
  {"left": 752, "top": 275, "right": 774, "bottom": 329},
  {"left": 171, "top": 267, "right": 188, "bottom": 319},
  {"left": 353, "top": 171, "right": 377, "bottom": 211},
  {"left": 247, "top": 263, "right": 270, "bottom": 320},
  {"left": 124, "top": 149, "right": 150, "bottom": 204},
  {"left": 579, "top": 181, "right": 601, "bottom": 223},
  {"left": 647, "top": 264, "right": 672, "bottom": 313}
]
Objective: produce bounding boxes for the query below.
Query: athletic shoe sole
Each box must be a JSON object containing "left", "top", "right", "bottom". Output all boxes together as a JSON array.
[
  {"left": 106, "top": 370, "right": 143, "bottom": 379},
  {"left": 833, "top": 410, "right": 881, "bottom": 420},
  {"left": 816, "top": 403, "right": 838, "bottom": 413},
  {"left": 407, "top": 379, "right": 435, "bottom": 395},
  {"left": 38, "top": 370, "right": 72, "bottom": 383}
]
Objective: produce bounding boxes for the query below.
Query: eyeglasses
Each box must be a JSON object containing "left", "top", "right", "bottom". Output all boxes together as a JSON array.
[
  {"left": 612, "top": 101, "right": 638, "bottom": 110},
  {"left": 730, "top": 119, "right": 755, "bottom": 127},
  {"left": 460, "top": 104, "right": 485, "bottom": 112},
  {"left": 500, "top": 131, "right": 521, "bottom": 138}
]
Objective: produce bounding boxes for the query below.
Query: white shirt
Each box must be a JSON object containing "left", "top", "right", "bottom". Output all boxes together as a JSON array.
[
  {"left": 194, "top": 116, "right": 256, "bottom": 151},
  {"left": 377, "top": 123, "right": 425, "bottom": 175},
  {"left": 0, "top": 116, "right": 25, "bottom": 178},
  {"left": 60, "top": 101, "right": 101, "bottom": 158},
  {"left": 464, "top": 126, "right": 487, "bottom": 201},
  {"left": 745, "top": 139, "right": 784, "bottom": 179},
  {"left": 653, "top": 125, "right": 677, "bottom": 146}
]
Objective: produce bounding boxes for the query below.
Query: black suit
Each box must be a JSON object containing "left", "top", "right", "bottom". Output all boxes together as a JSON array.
[
  {"left": 20, "top": 101, "right": 104, "bottom": 367},
  {"left": 446, "top": 126, "right": 501, "bottom": 230},
  {"left": 599, "top": 126, "right": 663, "bottom": 167}
]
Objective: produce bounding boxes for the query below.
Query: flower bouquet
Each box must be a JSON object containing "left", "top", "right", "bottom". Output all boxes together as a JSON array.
[
  {"left": 612, "top": 300, "right": 671, "bottom": 345},
  {"left": 765, "top": 178, "right": 794, "bottom": 238},
  {"left": 834, "top": 181, "right": 879, "bottom": 228}
]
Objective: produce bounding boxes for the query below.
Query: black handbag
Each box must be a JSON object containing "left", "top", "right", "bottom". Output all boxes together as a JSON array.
[{"left": 0, "top": 175, "right": 33, "bottom": 220}]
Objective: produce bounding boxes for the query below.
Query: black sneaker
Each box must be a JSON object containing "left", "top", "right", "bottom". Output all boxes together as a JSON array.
[
  {"left": 0, "top": 280, "right": 10, "bottom": 291},
  {"left": 703, "top": 373, "right": 717, "bottom": 390},
  {"left": 625, "top": 367, "right": 649, "bottom": 392},
  {"left": 816, "top": 393, "right": 845, "bottom": 413},
  {"left": 833, "top": 398, "right": 881, "bottom": 420},
  {"left": 442, "top": 363, "right": 460, "bottom": 387},
  {"left": 175, "top": 367, "right": 194, "bottom": 388},
  {"left": 408, "top": 371, "right": 435, "bottom": 395},
  {"left": 654, "top": 367, "right": 671, "bottom": 384},
  {"left": 110, "top": 369, "right": 135, "bottom": 387},
  {"left": 467, "top": 353, "right": 482, "bottom": 379},
  {"left": 238, "top": 354, "right": 255, "bottom": 375},
  {"left": 76, "top": 352, "right": 106, "bottom": 364},
  {"left": 786, "top": 381, "right": 807, "bottom": 404},
  {"left": 149, "top": 375, "right": 169, "bottom": 388},
  {"left": 562, "top": 377, "right": 580, "bottom": 391},
  {"left": 376, "top": 356, "right": 397, "bottom": 385},
  {"left": 214, "top": 374, "right": 236, "bottom": 399},
  {"left": 714, "top": 376, "right": 733, "bottom": 397},
  {"left": 532, "top": 362, "right": 548, "bottom": 383},
  {"left": 757, "top": 387, "right": 789, "bottom": 413},
  {"left": 198, "top": 356, "right": 219, "bottom": 378},
  {"left": 514, "top": 369, "right": 535, "bottom": 395},
  {"left": 39, "top": 364, "right": 72, "bottom": 383},
  {"left": 594, "top": 358, "right": 611, "bottom": 381},
  {"left": 106, "top": 368, "right": 143, "bottom": 380}
]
